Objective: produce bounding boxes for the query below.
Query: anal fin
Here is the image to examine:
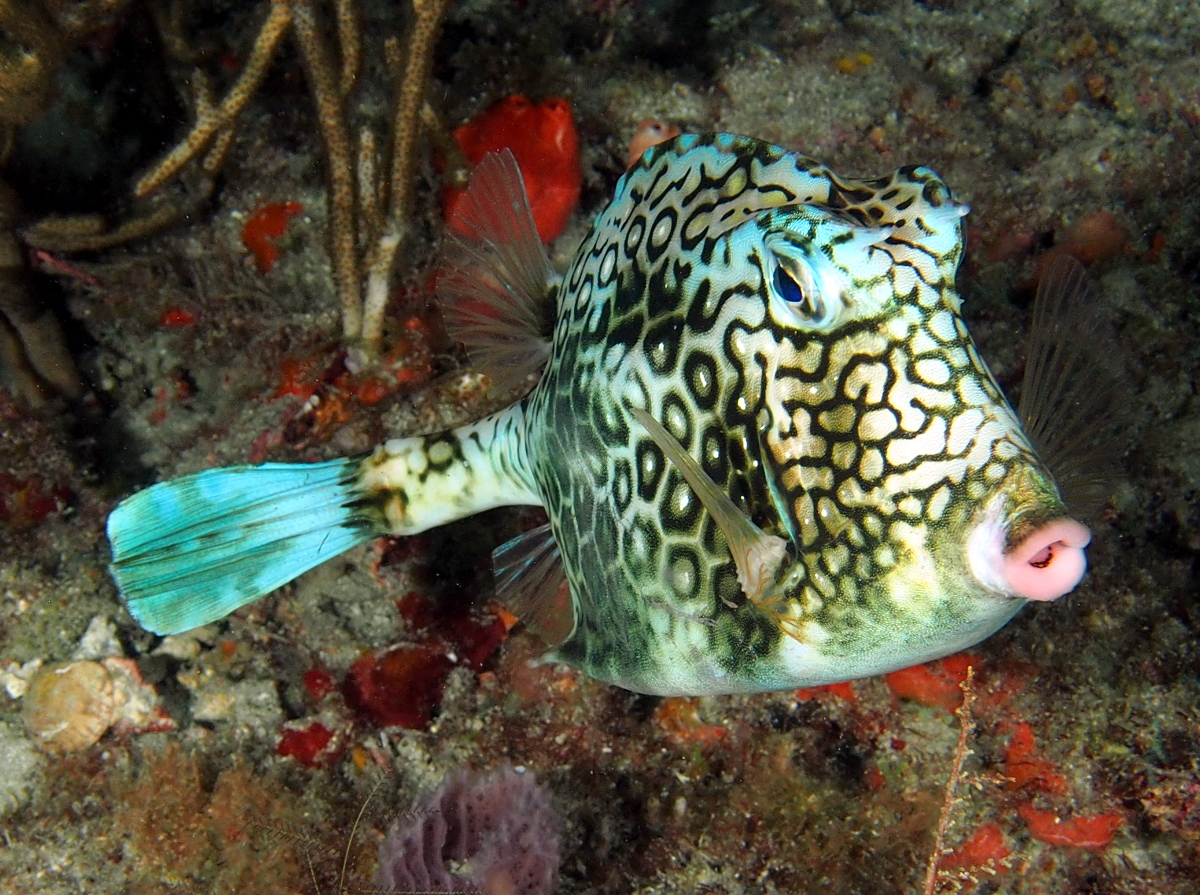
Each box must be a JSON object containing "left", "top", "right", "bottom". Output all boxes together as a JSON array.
[{"left": 492, "top": 521, "right": 574, "bottom": 646}]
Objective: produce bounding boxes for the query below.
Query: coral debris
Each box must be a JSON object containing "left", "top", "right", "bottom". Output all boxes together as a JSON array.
[{"left": 21, "top": 661, "right": 116, "bottom": 754}]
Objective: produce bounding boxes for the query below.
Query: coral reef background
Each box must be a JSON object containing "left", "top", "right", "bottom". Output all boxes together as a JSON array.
[{"left": 1, "top": 1, "right": 1198, "bottom": 894}]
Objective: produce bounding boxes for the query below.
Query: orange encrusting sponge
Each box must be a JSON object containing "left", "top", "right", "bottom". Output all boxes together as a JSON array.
[
  {"left": 443, "top": 95, "right": 581, "bottom": 244},
  {"left": 242, "top": 201, "right": 304, "bottom": 273}
]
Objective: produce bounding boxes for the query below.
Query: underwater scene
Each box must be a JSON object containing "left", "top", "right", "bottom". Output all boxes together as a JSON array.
[{"left": 1, "top": 1, "right": 1198, "bottom": 893}]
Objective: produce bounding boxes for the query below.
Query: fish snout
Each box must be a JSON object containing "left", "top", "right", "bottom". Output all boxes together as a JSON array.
[
  {"left": 999, "top": 519, "right": 1091, "bottom": 601},
  {"left": 967, "top": 513, "right": 1092, "bottom": 602}
]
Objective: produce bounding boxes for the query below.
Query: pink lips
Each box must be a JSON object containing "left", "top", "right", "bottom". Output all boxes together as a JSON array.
[{"left": 1000, "top": 519, "right": 1092, "bottom": 601}]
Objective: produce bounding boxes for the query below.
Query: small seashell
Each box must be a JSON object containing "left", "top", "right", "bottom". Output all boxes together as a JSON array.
[{"left": 21, "top": 660, "right": 117, "bottom": 754}]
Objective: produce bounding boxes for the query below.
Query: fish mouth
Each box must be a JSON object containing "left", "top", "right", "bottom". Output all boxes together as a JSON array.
[
  {"left": 999, "top": 519, "right": 1092, "bottom": 601},
  {"left": 967, "top": 509, "right": 1092, "bottom": 602}
]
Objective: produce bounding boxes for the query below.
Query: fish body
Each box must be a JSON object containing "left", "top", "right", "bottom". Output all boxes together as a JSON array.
[{"left": 109, "top": 134, "right": 1101, "bottom": 696}]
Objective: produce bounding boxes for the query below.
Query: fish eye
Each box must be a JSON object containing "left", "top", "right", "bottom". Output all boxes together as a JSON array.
[
  {"left": 768, "top": 256, "right": 833, "bottom": 330},
  {"left": 772, "top": 265, "right": 825, "bottom": 321},
  {"left": 761, "top": 207, "right": 895, "bottom": 333}
]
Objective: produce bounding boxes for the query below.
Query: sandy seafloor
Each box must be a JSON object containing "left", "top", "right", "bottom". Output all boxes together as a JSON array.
[{"left": 1, "top": 1, "right": 1198, "bottom": 893}]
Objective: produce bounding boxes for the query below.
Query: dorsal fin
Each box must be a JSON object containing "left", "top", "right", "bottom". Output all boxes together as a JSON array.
[
  {"left": 1017, "top": 255, "right": 1131, "bottom": 518},
  {"left": 438, "top": 149, "right": 556, "bottom": 396},
  {"left": 492, "top": 522, "right": 574, "bottom": 646}
]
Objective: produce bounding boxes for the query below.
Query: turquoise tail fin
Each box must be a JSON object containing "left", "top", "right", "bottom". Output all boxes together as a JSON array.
[{"left": 107, "top": 458, "right": 380, "bottom": 635}]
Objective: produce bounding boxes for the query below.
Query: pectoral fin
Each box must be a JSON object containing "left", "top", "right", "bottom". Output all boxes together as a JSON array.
[
  {"left": 1016, "top": 255, "right": 1131, "bottom": 518},
  {"left": 628, "top": 406, "right": 788, "bottom": 605}
]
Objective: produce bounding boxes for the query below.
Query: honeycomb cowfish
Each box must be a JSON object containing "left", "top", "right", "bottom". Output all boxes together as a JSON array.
[{"left": 108, "top": 134, "right": 1121, "bottom": 696}]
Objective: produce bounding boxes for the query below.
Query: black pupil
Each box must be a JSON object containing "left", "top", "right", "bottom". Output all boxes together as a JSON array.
[{"left": 774, "top": 265, "right": 809, "bottom": 313}]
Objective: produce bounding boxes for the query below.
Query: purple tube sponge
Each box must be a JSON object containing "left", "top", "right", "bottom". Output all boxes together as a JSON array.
[{"left": 375, "top": 765, "right": 560, "bottom": 895}]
